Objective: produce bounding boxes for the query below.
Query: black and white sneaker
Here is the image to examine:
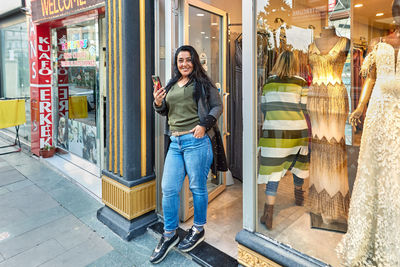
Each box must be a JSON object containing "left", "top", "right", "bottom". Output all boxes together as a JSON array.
[
  {"left": 149, "top": 233, "right": 180, "bottom": 264},
  {"left": 178, "top": 226, "right": 205, "bottom": 252}
]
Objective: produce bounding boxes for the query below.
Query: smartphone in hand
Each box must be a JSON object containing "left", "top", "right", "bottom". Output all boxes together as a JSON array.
[{"left": 152, "top": 75, "right": 162, "bottom": 91}]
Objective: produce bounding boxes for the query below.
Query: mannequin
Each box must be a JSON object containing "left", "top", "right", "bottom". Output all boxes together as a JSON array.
[
  {"left": 258, "top": 50, "right": 309, "bottom": 230},
  {"left": 337, "top": 1, "right": 400, "bottom": 265},
  {"left": 350, "top": 32, "right": 400, "bottom": 125},
  {"left": 306, "top": 26, "right": 351, "bottom": 226},
  {"left": 314, "top": 26, "right": 343, "bottom": 54}
]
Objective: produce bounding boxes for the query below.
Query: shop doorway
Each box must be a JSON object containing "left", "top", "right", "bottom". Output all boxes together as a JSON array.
[
  {"left": 179, "top": 0, "right": 229, "bottom": 221},
  {"left": 51, "top": 16, "right": 106, "bottom": 176},
  {"left": 176, "top": 0, "right": 244, "bottom": 258}
]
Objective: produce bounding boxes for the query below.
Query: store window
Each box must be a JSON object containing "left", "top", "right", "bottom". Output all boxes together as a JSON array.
[
  {"left": 0, "top": 21, "right": 31, "bottom": 142},
  {"left": 255, "top": 0, "right": 400, "bottom": 265},
  {"left": 51, "top": 19, "right": 101, "bottom": 165}
]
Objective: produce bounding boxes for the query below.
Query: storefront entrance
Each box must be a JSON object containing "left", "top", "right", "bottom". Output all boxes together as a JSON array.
[
  {"left": 156, "top": 0, "right": 244, "bottom": 258},
  {"left": 51, "top": 16, "right": 106, "bottom": 175},
  {"left": 178, "top": 0, "right": 229, "bottom": 222}
]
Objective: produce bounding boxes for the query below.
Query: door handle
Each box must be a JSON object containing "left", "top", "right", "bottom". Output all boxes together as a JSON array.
[{"left": 223, "top": 92, "right": 230, "bottom": 137}]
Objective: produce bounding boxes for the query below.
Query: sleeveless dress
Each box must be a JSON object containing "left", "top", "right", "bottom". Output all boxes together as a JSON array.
[
  {"left": 337, "top": 42, "right": 400, "bottom": 266},
  {"left": 307, "top": 37, "right": 350, "bottom": 223}
]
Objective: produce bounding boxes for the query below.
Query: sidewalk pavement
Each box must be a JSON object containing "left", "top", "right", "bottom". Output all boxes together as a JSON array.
[{"left": 0, "top": 140, "right": 200, "bottom": 267}]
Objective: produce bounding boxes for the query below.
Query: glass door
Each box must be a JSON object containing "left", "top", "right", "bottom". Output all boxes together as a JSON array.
[
  {"left": 51, "top": 19, "right": 101, "bottom": 170},
  {"left": 179, "top": 0, "right": 228, "bottom": 222}
]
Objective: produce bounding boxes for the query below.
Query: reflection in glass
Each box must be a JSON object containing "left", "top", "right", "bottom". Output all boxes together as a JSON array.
[
  {"left": 187, "top": 5, "right": 223, "bottom": 209},
  {"left": 52, "top": 19, "right": 100, "bottom": 165},
  {"left": 0, "top": 22, "right": 31, "bottom": 141}
]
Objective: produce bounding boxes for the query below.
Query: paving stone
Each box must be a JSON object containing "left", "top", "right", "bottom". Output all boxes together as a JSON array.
[
  {"left": 0, "top": 188, "right": 10, "bottom": 196},
  {"left": 79, "top": 213, "right": 153, "bottom": 266},
  {"left": 13, "top": 164, "right": 54, "bottom": 180},
  {"left": 37, "top": 177, "right": 72, "bottom": 193},
  {"left": 38, "top": 235, "right": 113, "bottom": 267},
  {"left": 0, "top": 170, "right": 26, "bottom": 187},
  {"left": 0, "top": 205, "right": 69, "bottom": 240},
  {"left": 0, "top": 215, "right": 83, "bottom": 259},
  {"left": 47, "top": 184, "right": 102, "bottom": 218},
  {"left": 0, "top": 164, "right": 13, "bottom": 172},
  {"left": 0, "top": 239, "right": 65, "bottom": 267},
  {"left": 4, "top": 179, "right": 33, "bottom": 192},
  {"left": 0, "top": 207, "right": 27, "bottom": 228},
  {"left": 0, "top": 185, "right": 59, "bottom": 217},
  {"left": 85, "top": 250, "right": 132, "bottom": 267},
  {"left": 0, "top": 150, "right": 203, "bottom": 267},
  {"left": 55, "top": 223, "right": 98, "bottom": 250}
]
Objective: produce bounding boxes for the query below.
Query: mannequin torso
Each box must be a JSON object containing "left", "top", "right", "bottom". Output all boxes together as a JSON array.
[{"left": 314, "top": 27, "right": 344, "bottom": 54}]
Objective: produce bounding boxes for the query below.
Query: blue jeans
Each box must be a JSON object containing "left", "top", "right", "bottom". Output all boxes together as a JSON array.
[
  {"left": 162, "top": 133, "right": 213, "bottom": 232},
  {"left": 265, "top": 174, "right": 304, "bottom": 196}
]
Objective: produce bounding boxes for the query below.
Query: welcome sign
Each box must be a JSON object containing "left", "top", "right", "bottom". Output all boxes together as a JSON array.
[{"left": 31, "top": 0, "right": 104, "bottom": 23}]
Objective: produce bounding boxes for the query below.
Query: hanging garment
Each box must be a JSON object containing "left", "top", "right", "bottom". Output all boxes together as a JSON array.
[
  {"left": 258, "top": 75, "right": 309, "bottom": 184},
  {"left": 337, "top": 41, "right": 400, "bottom": 266},
  {"left": 306, "top": 37, "right": 350, "bottom": 223}
]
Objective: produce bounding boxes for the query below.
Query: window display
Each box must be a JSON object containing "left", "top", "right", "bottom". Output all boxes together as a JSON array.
[
  {"left": 52, "top": 19, "right": 100, "bottom": 165},
  {"left": 256, "top": 0, "right": 400, "bottom": 265},
  {"left": 0, "top": 21, "right": 31, "bottom": 142},
  {"left": 337, "top": 1, "right": 400, "bottom": 265},
  {"left": 307, "top": 28, "right": 350, "bottom": 227}
]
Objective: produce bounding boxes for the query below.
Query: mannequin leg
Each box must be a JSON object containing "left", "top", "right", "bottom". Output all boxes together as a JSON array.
[{"left": 260, "top": 181, "right": 279, "bottom": 229}]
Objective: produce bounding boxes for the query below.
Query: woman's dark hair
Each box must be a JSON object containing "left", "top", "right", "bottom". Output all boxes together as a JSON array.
[{"left": 165, "top": 45, "right": 215, "bottom": 101}]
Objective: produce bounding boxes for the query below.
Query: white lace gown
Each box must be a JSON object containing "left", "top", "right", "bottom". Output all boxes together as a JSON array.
[{"left": 337, "top": 42, "right": 400, "bottom": 266}]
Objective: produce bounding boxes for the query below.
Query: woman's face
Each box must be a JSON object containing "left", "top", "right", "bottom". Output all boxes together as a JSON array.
[{"left": 177, "top": 51, "right": 193, "bottom": 78}]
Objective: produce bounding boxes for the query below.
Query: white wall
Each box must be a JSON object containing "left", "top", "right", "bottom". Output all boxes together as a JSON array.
[{"left": 0, "top": 0, "right": 22, "bottom": 16}]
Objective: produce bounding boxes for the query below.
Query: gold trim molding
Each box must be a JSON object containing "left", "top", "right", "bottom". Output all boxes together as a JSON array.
[
  {"left": 102, "top": 176, "right": 156, "bottom": 220},
  {"left": 238, "top": 244, "right": 281, "bottom": 267}
]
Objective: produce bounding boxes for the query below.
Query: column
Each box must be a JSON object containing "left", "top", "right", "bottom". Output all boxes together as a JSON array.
[{"left": 97, "top": 0, "right": 157, "bottom": 241}]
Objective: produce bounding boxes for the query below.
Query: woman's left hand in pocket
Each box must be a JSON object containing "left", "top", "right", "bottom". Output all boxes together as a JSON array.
[{"left": 190, "top": 125, "right": 206, "bottom": 138}]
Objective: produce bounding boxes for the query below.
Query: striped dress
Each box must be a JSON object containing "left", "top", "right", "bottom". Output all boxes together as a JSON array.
[{"left": 258, "top": 75, "right": 309, "bottom": 184}]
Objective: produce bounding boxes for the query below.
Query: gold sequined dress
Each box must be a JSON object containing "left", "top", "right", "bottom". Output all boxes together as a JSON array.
[{"left": 307, "top": 37, "right": 350, "bottom": 223}]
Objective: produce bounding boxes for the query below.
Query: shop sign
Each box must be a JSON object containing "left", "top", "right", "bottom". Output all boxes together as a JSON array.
[
  {"left": 292, "top": 5, "right": 326, "bottom": 22},
  {"left": 29, "top": 17, "right": 53, "bottom": 155},
  {"left": 61, "top": 39, "right": 88, "bottom": 50},
  {"left": 31, "top": 0, "right": 104, "bottom": 23},
  {"left": 59, "top": 35, "right": 97, "bottom": 67},
  {"left": 328, "top": 0, "right": 336, "bottom": 12}
]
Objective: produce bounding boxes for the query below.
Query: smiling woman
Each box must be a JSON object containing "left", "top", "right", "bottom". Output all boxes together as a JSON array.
[{"left": 151, "top": 45, "right": 226, "bottom": 263}]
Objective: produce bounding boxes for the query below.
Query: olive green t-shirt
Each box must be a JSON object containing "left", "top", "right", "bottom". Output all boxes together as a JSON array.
[{"left": 166, "top": 82, "right": 200, "bottom": 132}]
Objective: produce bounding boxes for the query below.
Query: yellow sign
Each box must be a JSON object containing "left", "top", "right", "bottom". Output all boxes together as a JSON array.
[
  {"left": 0, "top": 99, "right": 26, "bottom": 129},
  {"left": 69, "top": 96, "right": 88, "bottom": 119}
]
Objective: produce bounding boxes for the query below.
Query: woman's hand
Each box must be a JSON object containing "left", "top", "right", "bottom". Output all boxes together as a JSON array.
[
  {"left": 153, "top": 86, "right": 166, "bottom": 107},
  {"left": 190, "top": 125, "right": 206, "bottom": 138},
  {"left": 349, "top": 106, "right": 364, "bottom": 127}
]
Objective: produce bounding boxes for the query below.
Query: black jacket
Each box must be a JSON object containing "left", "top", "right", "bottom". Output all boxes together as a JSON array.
[{"left": 153, "top": 81, "right": 228, "bottom": 174}]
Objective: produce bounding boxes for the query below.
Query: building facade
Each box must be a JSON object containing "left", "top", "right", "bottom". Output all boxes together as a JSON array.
[{"left": 24, "top": 0, "right": 400, "bottom": 266}]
